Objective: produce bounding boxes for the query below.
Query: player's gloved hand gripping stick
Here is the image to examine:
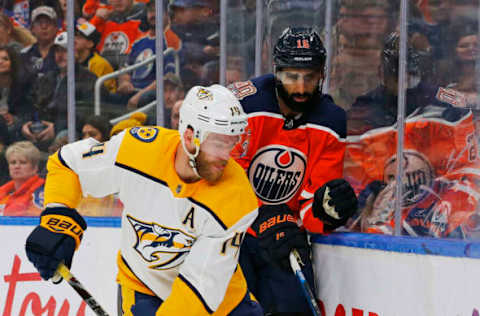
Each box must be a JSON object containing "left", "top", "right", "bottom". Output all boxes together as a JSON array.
[
  {"left": 25, "top": 207, "right": 109, "bottom": 315},
  {"left": 251, "top": 204, "right": 310, "bottom": 271}
]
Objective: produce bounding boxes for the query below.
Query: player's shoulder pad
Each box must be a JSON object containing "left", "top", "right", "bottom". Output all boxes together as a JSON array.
[
  {"left": 192, "top": 160, "right": 258, "bottom": 230},
  {"left": 307, "top": 94, "right": 347, "bottom": 138},
  {"left": 116, "top": 127, "right": 177, "bottom": 178},
  {"left": 228, "top": 74, "right": 278, "bottom": 114},
  {"left": 435, "top": 87, "right": 467, "bottom": 108}
]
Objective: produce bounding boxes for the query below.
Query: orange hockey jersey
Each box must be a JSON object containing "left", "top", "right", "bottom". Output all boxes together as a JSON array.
[
  {"left": 230, "top": 74, "right": 347, "bottom": 233},
  {"left": 345, "top": 105, "right": 480, "bottom": 238}
]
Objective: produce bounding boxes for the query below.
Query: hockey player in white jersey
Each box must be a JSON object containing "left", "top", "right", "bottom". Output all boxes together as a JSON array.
[{"left": 25, "top": 85, "right": 263, "bottom": 316}]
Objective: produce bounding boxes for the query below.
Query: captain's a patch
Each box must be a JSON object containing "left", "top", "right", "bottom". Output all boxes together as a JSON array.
[{"left": 130, "top": 127, "right": 159, "bottom": 143}]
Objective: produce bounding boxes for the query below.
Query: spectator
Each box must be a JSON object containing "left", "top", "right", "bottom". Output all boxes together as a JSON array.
[
  {"left": 89, "top": 0, "right": 145, "bottom": 68},
  {"left": 170, "top": 98, "right": 182, "bottom": 130},
  {"left": 0, "top": 45, "right": 34, "bottom": 142},
  {"left": 75, "top": 21, "right": 117, "bottom": 93},
  {"left": 229, "top": 27, "right": 357, "bottom": 315},
  {"left": 0, "top": 141, "right": 44, "bottom": 216},
  {"left": 80, "top": 114, "right": 112, "bottom": 142},
  {"left": 346, "top": 32, "right": 463, "bottom": 135},
  {"left": 21, "top": 6, "right": 58, "bottom": 77},
  {"left": 335, "top": 0, "right": 395, "bottom": 53},
  {"left": 134, "top": 72, "right": 185, "bottom": 128},
  {"left": 413, "top": 0, "right": 453, "bottom": 66},
  {"left": 110, "top": 111, "right": 146, "bottom": 137},
  {"left": 82, "top": 0, "right": 111, "bottom": 20},
  {"left": 115, "top": 0, "right": 178, "bottom": 106},
  {"left": 169, "top": 0, "right": 219, "bottom": 80},
  {"left": 200, "top": 56, "right": 248, "bottom": 86},
  {"left": 23, "top": 32, "right": 99, "bottom": 150},
  {"left": 445, "top": 19, "right": 479, "bottom": 108},
  {"left": 0, "top": 12, "right": 36, "bottom": 52},
  {"left": 329, "top": 51, "right": 379, "bottom": 110}
]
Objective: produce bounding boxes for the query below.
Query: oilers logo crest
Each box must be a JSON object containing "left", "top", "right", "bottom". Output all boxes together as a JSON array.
[
  {"left": 103, "top": 32, "right": 129, "bottom": 54},
  {"left": 132, "top": 48, "right": 153, "bottom": 79},
  {"left": 247, "top": 145, "right": 306, "bottom": 204},
  {"left": 383, "top": 150, "right": 434, "bottom": 206},
  {"left": 127, "top": 215, "right": 195, "bottom": 270}
]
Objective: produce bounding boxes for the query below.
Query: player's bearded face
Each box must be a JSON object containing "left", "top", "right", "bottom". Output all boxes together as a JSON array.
[
  {"left": 276, "top": 68, "right": 322, "bottom": 113},
  {"left": 196, "top": 133, "right": 241, "bottom": 183}
]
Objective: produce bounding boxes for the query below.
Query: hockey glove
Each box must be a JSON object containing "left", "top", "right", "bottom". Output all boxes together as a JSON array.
[
  {"left": 313, "top": 179, "right": 358, "bottom": 230},
  {"left": 25, "top": 207, "right": 87, "bottom": 281},
  {"left": 251, "top": 204, "right": 309, "bottom": 271}
]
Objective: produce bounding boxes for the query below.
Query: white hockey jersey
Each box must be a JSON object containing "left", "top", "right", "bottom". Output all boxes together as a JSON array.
[{"left": 43, "top": 126, "right": 259, "bottom": 315}]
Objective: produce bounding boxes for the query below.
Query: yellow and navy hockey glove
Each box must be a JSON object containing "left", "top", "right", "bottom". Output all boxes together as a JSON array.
[{"left": 25, "top": 207, "right": 86, "bottom": 281}]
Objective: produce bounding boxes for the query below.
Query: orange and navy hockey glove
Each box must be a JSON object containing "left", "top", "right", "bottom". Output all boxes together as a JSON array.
[
  {"left": 25, "top": 207, "right": 86, "bottom": 281},
  {"left": 313, "top": 179, "right": 358, "bottom": 230},
  {"left": 251, "top": 204, "right": 309, "bottom": 271}
]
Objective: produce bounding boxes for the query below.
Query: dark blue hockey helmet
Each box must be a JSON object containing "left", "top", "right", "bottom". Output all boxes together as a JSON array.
[
  {"left": 382, "top": 32, "right": 432, "bottom": 79},
  {"left": 273, "top": 26, "right": 326, "bottom": 71}
]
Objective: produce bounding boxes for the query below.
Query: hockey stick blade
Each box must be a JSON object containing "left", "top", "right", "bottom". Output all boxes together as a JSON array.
[
  {"left": 289, "top": 250, "right": 321, "bottom": 316},
  {"left": 56, "top": 263, "right": 110, "bottom": 316}
]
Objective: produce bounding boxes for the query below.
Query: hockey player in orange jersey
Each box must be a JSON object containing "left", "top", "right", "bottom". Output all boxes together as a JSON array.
[{"left": 229, "top": 27, "right": 358, "bottom": 315}]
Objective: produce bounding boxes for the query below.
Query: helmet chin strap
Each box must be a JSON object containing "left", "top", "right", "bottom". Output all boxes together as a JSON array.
[{"left": 181, "top": 138, "right": 202, "bottom": 178}]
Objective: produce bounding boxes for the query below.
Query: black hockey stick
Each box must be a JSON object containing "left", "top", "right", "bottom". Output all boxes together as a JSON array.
[
  {"left": 56, "top": 263, "right": 110, "bottom": 316},
  {"left": 289, "top": 249, "right": 321, "bottom": 316}
]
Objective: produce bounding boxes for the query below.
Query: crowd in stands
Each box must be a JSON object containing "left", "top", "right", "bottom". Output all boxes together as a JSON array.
[{"left": 0, "top": 0, "right": 479, "bottom": 240}]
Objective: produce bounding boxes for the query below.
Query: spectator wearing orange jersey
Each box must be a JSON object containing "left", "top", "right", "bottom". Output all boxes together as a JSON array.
[
  {"left": 0, "top": 141, "right": 44, "bottom": 216},
  {"left": 89, "top": 0, "right": 145, "bottom": 69}
]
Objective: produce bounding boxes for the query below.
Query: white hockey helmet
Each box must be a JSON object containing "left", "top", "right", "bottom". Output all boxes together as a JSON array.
[
  {"left": 179, "top": 84, "right": 247, "bottom": 144},
  {"left": 179, "top": 84, "right": 248, "bottom": 175}
]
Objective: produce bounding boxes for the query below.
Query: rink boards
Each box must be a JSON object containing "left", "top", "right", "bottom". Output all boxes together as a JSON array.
[{"left": 1, "top": 217, "right": 480, "bottom": 316}]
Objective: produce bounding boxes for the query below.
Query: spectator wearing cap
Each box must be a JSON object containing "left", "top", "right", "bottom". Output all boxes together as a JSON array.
[
  {"left": 75, "top": 21, "right": 117, "bottom": 93},
  {"left": 115, "top": 0, "right": 179, "bottom": 105},
  {"left": 88, "top": 0, "right": 145, "bottom": 68},
  {"left": 20, "top": 6, "right": 58, "bottom": 77},
  {"left": 22, "top": 32, "right": 101, "bottom": 150}
]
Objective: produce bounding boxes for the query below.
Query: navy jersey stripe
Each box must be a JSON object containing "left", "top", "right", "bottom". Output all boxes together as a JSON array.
[
  {"left": 178, "top": 273, "right": 214, "bottom": 314},
  {"left": 188, "top": 197, "right": 228, "bottom": 230},
  {"left": 114, "top": 162, "right": 168, "bottom": 186},
  {"left": 57, "top": 148, "right": 72, "bottom": 170},
  {"left": 120, "top": 255, "right": 158, "bottom": 294}
]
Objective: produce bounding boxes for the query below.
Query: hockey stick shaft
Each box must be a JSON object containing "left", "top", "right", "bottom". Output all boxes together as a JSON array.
[
  {"left": 289, "top": 250, "right": 321, "bottom": 316},
  {"left": 56, "top": 263, "right": 110, "bottom": 316}
]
